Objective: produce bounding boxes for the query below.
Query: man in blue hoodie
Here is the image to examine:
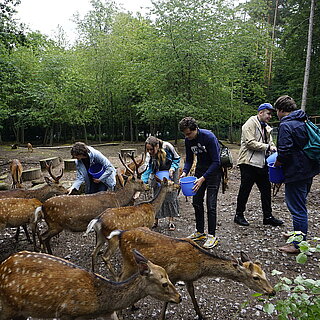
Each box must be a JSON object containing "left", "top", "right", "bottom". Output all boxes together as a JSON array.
[
  {"left": 179, "top": 117, "right": 221, "bottom": 249},
  {"left": 274, "top": 95, "right": 320, "bottom": 253}
]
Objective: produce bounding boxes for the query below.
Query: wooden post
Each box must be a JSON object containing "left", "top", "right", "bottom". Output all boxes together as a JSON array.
[
  {"left": 39, "top": 157, "right": 60, "bottom": 170},
  {"left": 64, "top": 159, "right": 76, "bottom": 171},
  {"left": 21, "top": 168, "right": 42, "bottom": 181}
]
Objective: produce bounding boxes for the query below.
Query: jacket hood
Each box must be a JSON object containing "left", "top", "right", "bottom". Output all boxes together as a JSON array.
[{"left": 281, "top": 109, "right": 307, "bottom": 123}]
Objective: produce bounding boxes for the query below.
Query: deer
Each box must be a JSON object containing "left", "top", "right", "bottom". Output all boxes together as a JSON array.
[
  {"left": 87, "top": 177, "right": 179, "bottom": 273},
  {"left": 27, "top": 142, "right": 33, "bottom": 152},
  {"left": 0, "top": 198, "right": 42, "bottom": 250},
  {"left": 116, "top": 152, "right": 145, "bottom": 189},
  {"left": 108, "top": 227, "right": 276, "bottom": 320},
  {"left": 0, "top": 250, "right": 181, "bottom": 320},
  {"left": 0, "top": 162, "right": 66, "bottom": 202},
  {"left": 0, "top": 162, "right": 67, "bottom": 243},
  {"left": 9, "top": 159, "right": 23, "bottom": 189},
  {"left": 40, "top": 169, "right": 148, "bottom": 254}
]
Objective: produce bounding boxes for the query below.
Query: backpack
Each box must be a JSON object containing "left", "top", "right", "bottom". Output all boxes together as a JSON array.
[
  {"left": 303, "top": 120, "right": 320, "bottom": 162},
  {"left": 219, "top": 141, "right": 233, "bottom": 168},
  {"left": 218, "top": 141, "right": 233, "bottom": 194}
]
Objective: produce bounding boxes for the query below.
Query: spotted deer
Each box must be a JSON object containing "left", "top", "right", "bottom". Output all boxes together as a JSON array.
[
  {"left": 0, "top": 198, "right": 42, "bottom": 250},
  {"left": 40, "top": 174, "right": 147, "bottom": 254},
  {"left": 87, "top": 177, "right": 179, "bottom": 273},
  {"left": 0, "top": 250, "right": 181, "bottom": 320},
  {"left": 9, "top": 159, "right": 23, "bottom": 189},
  {"left": 109, "top": 227, "right": 275, "bottom": 320},
  {"left": 0, "top": 162, "right": 67, "bottom": 242}
]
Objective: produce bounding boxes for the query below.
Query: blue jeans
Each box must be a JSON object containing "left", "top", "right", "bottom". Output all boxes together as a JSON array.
[
  {"left": 192, "top": 171, "right": 221, "bottom": 236},
  {"left": 285, "top": 178, "right": 312, "bottom": 237}
]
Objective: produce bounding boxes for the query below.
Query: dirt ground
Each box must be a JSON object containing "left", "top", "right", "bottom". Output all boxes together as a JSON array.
[{"left": 0, "top": 141, "right": 319, "bottom": 320}]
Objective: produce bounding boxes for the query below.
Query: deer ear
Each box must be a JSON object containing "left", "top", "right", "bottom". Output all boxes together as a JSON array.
[
  {"left": 133, "top": 249, "right": 150, "bottom": 276},
  {"left": 240, "top": 251, "right": 251, "bottom": 263},
  {"left": 154, "top": 175, "right": 162, "bottom": 183}
]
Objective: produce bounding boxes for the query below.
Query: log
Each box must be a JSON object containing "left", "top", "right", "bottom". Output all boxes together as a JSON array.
[
  {"left": 22, "top": 168, "right": 42, "bottom": 181},
  {"left": 64, "top": 159, "right": 76, "bottom": 171},
  {"left": 39, "top": 157, "right": 60, "bottom": 169}
]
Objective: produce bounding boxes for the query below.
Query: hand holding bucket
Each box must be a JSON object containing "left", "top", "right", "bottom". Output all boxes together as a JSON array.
[{"left": 180, "top": 176, "right": 197, "bottom": 196}]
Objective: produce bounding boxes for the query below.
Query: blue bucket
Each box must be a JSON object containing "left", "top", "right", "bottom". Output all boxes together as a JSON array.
[
  {"left": 156, "top": 170, "right": 170, "bottom": 181},
  {"left": 268, "top": 162, "right": 284, "bottom": 183},
  {"left": 180, "top": 176, "right": 197, "bottom": 196},
  {"left": 88, "top": 163, "right": 105, "bottom": 179},
  {"left": 266, "top": 152, "right": 278, "bottom": 164}
]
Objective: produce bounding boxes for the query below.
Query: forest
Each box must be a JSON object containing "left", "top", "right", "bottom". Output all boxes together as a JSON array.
[{"left": 0, "top": 0, "right": 319, "bottom": 145}]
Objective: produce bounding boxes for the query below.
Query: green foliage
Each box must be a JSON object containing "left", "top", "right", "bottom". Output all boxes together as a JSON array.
[{"left": 261, "top": 234, "right": 320, "bottom": 319}]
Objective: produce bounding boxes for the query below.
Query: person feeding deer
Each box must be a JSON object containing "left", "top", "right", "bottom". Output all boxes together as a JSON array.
[
  {"left": 142, "top": 136, "right": 180, "bottom": 231},
  {"left": 179, "top": 117, "right": 221, "bottom": 249},
  {"left": 67, "top": 142, "right": 116, "bottom": 194}
]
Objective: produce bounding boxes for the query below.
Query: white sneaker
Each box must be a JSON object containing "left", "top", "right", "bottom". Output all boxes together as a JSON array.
[
  {"left": 203, "top": 235, "right": 218, "bottom": 249},
  {"left": 187, "top": 231, "right": 206, "bottom": 241}
]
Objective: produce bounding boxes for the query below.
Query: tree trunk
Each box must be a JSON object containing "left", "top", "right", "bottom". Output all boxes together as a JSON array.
[
  {"left": 49, "top": 126, "right": 54, "bottom": 146},
  {"left": 301, "top": 0, "right": 315, "bottom": 111},
  {"left": 83, "top": 125, "right": 88, "bottom": 144}
]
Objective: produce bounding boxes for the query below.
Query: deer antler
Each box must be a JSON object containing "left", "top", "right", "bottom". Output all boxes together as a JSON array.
[
  {"left": 118, "top": 153, "right": 134, "bottom": 175},
  {"left": 46, "top": 161, "right": 63, "bottom": 183}
]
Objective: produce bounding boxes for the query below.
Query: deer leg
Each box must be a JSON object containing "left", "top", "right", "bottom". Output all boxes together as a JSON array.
[
  {"left": 40, "top": 225, "right": 63, "bottom": 255},
  {"left": 102, "top": 238, "right": 120, "bottom": 279},
  {"left": 21, "top": 225, "right": 32, "bottom": 243},
  {"left": 14, "top": 226, "right": 20, "bottom": 242},
  {"left": 159, "top": 302, "right": 169, "bottom": 320},
  {"left": 91, "top": 230, "right": 106, "bottom": 272},
  {"left": 186, "top": 281, "right": 205, "bottom": 320}
]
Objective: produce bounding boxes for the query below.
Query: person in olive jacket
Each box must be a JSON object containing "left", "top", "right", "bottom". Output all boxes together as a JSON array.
[{"left": 274, "top": 95, "right": 320, "bottom": 253}]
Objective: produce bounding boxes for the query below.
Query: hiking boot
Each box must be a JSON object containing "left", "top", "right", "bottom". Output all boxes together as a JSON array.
[
  {"left": 263, "top": 216, "right": 284, "bottom": 226},
  {"left": 203, "top": 235, "right": 218, "bottom": 249},
  {"left": 187, "top": 231, "right": 206, "bottom": 241},
  {"left": 234, "top": 215, "right": 249, "bottom": 226},
  {"left": 278, "top": 243, "right": 300, "bottom": 254}
]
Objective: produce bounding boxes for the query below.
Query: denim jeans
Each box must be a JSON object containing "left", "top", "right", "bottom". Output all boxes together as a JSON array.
[
  {"left": 285, "top": 178, "right": 312, "bottom": 237},
  {"left": 88, "top": 181, "right": 108, "bottom": 194},
  {"left": 192, "top": 171, "right": 221, "bottom": 236},
  {"left": 236, "top": 164, "right": 272, "bottom": 218}
]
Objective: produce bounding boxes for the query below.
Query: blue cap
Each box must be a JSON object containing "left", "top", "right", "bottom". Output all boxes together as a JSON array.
[{"left": 258, "top": 103, "right": 275, "bottom": 111}]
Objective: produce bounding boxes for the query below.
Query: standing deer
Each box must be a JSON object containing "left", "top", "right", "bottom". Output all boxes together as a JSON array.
[
  {"left": 0, "top": 250, "right": 181, "bottom": 320},
  {"left": 87, "top": 177, "right": 179, "bottom": 273},
  {"left": 0, "top": 198, "right": 42, "bottom": 250},
  {"left": 40, "top": 174, "right": 147, "bottom": 254},
  {"left": 109, "top": 227, "right": 275, "bottom": 320},
  {"left": 27, "top": 142, "right": 33, "bottom": 152},
  {"left": 9, "top": 159, "right": 23, "bottom": 189},
  {"left": 0, "top": 162, "right": 67, "bottom": 242}
]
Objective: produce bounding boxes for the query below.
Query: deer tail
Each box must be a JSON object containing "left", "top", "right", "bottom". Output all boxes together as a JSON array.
[
  {"left": 34, "top": 206, "right": 43, "bottom": 223},
  {"left": 107, "top": 229, "right": 122, "bottom": 240},
  {"left": 85, "top": 218, "right": 99, "bottom": 235}
]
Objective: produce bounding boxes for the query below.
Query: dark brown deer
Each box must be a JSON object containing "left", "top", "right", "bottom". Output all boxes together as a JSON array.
[
  {"left": 109, "top": 227, "right": 275, "bottom": 320},
  {"left": 0, "top": 198, "right": 42, "bottom": 250},
  {"left": 0, "top": 250, "right": 181, "bottom": 320},
  {"left": 87, "top": 177, "right": 178, "bottom": 273},
  {"left": 9, "top": 159, "right": 23, "bottom": 189},
  {"left": 40, "top": 174, "right": 147, "bottom": 254}
]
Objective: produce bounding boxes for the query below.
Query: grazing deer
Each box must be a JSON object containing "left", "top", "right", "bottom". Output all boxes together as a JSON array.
[
  {"left": 40, "top": 174, "right": 147, "bottom": 254},
  {"left": 27, "top": 142, "right": 33, "bottom": 152},
  {"left": 9, "top": 159, "right": 23, "bottom": 189},
  {"left": 87, "top": 177, "right": 179, "bottom": 273},
  {"left": 109, "top": 227, "right": 275, "bottom": 320},
  {"left": 0, "top": 250, "right": 181, "bottom": 320},
  {"left": 0, "top": 198, "right": 42, "bottom": 250}
]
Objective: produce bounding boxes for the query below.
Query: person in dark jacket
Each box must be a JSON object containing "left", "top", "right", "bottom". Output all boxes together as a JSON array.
[
  {"left": 179, "top": 117, "right": 221, "bottom": 249},
  {"left": 274, "top": 95, "right": 320, "bottom": 253}
]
